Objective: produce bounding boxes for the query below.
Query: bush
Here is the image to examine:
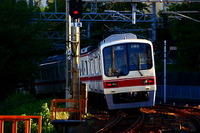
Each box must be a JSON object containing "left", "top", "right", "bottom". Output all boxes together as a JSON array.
[{"left": 0, "top": 92, "right": 56, "bottom": 132}]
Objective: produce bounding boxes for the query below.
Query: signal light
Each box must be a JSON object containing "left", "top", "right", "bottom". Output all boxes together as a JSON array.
[
  {"left": 73, "top": 11, "right": 79, "bottom": 14},
  {"left": 69, "top": 0, "right": 82, "bottom": 19}
]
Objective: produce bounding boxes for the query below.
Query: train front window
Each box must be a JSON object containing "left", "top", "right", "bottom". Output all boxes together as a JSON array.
[
  {"left": 128, "top": 43, "right": 152, "bottom": 71},
  {"left": 103, "top": 43, "right": 152, "bottom": 77},
  {"left": 103, "top": 44, "right": 128, "bottom": 77}
]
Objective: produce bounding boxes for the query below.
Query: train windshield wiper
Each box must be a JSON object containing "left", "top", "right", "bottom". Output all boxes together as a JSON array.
[
  {"left": 138, "top": 53, "right": 143, "bottom": 76},
  {"left": 116, "top": 69, "right": 124, "bottom": 78}
]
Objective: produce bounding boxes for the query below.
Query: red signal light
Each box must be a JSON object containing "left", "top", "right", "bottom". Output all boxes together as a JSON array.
[
  {"left": 69, "top": 0, "right": 82, "bottom": 19},
  {"left": 73, "top": 11, "right": 79, "bottom": 15}
]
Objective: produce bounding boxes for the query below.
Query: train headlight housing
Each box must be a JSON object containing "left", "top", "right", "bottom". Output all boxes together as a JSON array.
[
  {"left": 143, "top": 79, "right": 154, "bottom": 85},
  {"left": 106, "top": 82, "right": 118, "bottom": 87}
]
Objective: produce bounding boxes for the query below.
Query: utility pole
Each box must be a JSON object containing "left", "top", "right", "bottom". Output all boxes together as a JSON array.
[
  {"left": 131, "top": 3, "right": 137, "bottom": 24},
  {"left": 71, "top": 18, "right": 81, "bottom": 104},
  {"left": 67, "top": 0, "right": 82, "bottom": 114},
  {"left": 55, "top": 0, "right": 57, "bottom": 12},
  {"left": 152, "top": 2, "right": 157, "bottom": 42},
  {"left": 29, "top": 0, "right": 33, "bottom": 7},
  {"left": 66, "top": 0, "right": 72, "bottom": 102},
  {"left": 164, "top": 40, "right": 167, "bottom": 103}
]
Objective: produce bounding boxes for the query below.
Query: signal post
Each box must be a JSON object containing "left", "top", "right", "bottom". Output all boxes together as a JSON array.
[{"left": 66, "top": 0, "right": 83, "bottom": 118}]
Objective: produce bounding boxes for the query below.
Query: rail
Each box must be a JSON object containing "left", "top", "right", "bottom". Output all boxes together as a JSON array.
[
  {"left": 0, "top": 115, "right": 42, "bottom": 133},
  {"left": 95, "top": 111, "right": 123, "bottom": 133},
  {"left": 51, "top": 99, "right": 85, "bottom": 121}
]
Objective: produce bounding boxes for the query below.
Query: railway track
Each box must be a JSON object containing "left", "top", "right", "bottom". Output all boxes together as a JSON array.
[
  {"left": 94, "top": 111, "right": 123, "bottom": 133},
  {"left": 139, "top": 105, "right": 200, "bottom": 132},
  {"left": 94, "top": 109, "right": 144, "bottom": 133},
  {"left": 77, "top": 105, "right": 200, "bottom": 132}
]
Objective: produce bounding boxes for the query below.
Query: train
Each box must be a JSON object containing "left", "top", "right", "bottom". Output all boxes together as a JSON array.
[{"left": 35, "top": 33, "right": 157, "bottom": 110}]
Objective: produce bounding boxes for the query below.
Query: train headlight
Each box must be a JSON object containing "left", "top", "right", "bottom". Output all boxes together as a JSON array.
[
  {"left": 143, "top": 79, "right": 154, "bottom": 85},
  {"left": 106, "top": 82, "right": 118, "bottom": 87}
]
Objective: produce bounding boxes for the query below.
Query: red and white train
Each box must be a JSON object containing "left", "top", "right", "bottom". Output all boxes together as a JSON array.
[{"left": 35, "top": 33, "right": 156, "bottom": 110}]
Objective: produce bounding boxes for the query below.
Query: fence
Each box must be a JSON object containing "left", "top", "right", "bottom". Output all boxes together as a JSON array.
[
  {"left": 51, "top": 99, "right": 85, "bottom": 121},
  {"left": 0, "top": 115, "right": 42, "bottom": 133}
]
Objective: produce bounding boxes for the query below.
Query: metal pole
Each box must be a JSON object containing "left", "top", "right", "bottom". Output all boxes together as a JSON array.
[
  {"left": 66, "top": 0, "right": 71, "bottom": 102},
  {"left": 55, "top": 0, "right": 57, "bottom": 12},
  {"left": 87, "top": 22, "right": 91, "bottom": 39},
  {"left": 29, "top": 0, "right": 33, "bottom": 7},
  {"left": 70, "top": 18, "right": 80, "bottom": 111},
  {"left": 164, "top": 40, "right": 167, "bottom": 103},
  {"left": 131, "top": 3, "right": 137, "bottom": 24},
  {"left": 152, "top": 3, "right": 157, "bottom": 42}
]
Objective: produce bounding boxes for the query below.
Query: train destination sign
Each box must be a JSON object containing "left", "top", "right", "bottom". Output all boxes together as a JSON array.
[{"left": 83, "top": 0, "right": 200, "bottom": 2}]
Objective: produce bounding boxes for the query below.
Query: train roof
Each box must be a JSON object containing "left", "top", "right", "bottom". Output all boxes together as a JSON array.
[
  {"left": 100, "top": 33, "right": 137, "bottom": 45},
  {"left": 40, "top": 55, "right": 66, "bottom": 65},
  {"left": 80, "top": 45, "right": 98, "bottom": 55}
]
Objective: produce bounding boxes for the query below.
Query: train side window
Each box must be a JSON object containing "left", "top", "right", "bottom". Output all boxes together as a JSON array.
[
  {"left": 98, "top": 55, "right": 101, "bottom": 74},
  {"left": 81, "top": 60, "right": 84, "bottom": 76},
  {"left": 93, "top": 58, "right": 96, "bottom": 74},
  {"left": 80, "top": 60, "right": 82, "bottom": 76},
  {"left": 37, "top": 70, "right": 42, "bottom": 81},
  {"left": 41, "top": 69, "right": 44, "bottom": 80},
  {"left": 62, "top": 64, "right": 66, "bottom": 79},
  {"left": 95, "top": 57, "right": 99, "bottom": 74},
  {"left": 49, "top": 67, "right": 52, "bottom": 79},
  {"left": 88, "top": 60, "right": 91, "bottom": 75},
  {"left": 56, "top": 67, "right": 59, "bottom": 79},
  {"left": 42, "top": 69, "right": 49, "bottom": 80},
  {"left": 85, "top": 61, "right": 88, "bottom": 75},
  {"left": 59, "top": 65, "right": 64, "bottom": 79},
  {"left": 59, "top": 65, "right": 62, "bottom": 78},
  {"left": 91, "top": 58, "right": 94, "bottom": 75}
]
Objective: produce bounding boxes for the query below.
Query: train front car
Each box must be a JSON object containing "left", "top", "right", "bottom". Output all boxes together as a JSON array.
[{"left": 100, "top": 33, "right": 156, "bottom": 109}]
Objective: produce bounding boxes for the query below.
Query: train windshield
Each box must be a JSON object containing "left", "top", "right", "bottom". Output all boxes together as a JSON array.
[{"left": 103, "top": 43, "right": 152, "bottom": 77}]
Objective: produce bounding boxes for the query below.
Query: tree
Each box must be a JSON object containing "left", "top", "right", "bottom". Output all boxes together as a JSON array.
[
  {"left": 167, "top": 3, "right": 200, "bottom": 71},
  {"left": 0, "top": 0, "right": 50, "bottom": 97},
  {"left": 156, "top": 3, "right": 200, "bottom": 72}
]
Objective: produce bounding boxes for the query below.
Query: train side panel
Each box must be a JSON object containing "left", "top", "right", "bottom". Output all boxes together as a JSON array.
[{"left": 80, "top": 48, "right": 104, "bottom": 94}]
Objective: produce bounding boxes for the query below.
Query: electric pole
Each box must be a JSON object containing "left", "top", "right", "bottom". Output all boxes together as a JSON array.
[{"left": 66, "top": 0, "right": 82, "bottom": 114}]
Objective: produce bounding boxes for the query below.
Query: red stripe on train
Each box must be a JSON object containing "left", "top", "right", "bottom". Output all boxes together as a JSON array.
[
  {"left": 103, "top": 76, "right": 156, "bottom": 88},
  {"left": 80, "top": 75, "right": 156, "bottom": 88}
]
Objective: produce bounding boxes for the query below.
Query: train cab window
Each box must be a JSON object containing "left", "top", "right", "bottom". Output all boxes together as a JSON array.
[
  {"left": 103, "top": 43, "right": 153, "bottom": 77},
  {"left": 128, "top": 43, "right": 152, "bottom": 70},
  {"left": 103, "top": 44, "right": 129, "bottom": 77}
]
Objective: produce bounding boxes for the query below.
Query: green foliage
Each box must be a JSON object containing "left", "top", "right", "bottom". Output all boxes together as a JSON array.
[
  {"left": 156, "top": 3, "right": 200, "bottom": 72},
  {"left": 167, "top": 3, "right": 200, "bottom": 71},
  {"left": 0, "top": 92, "right": 56, "bottom": 132},
  {"left": 0, "top": 0, "right": 51, "bottom": 96},
  {"left": 45, "top": 0, "right": 66, "bottom": 12}
]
